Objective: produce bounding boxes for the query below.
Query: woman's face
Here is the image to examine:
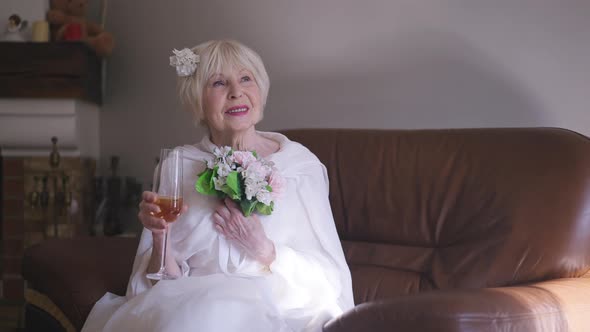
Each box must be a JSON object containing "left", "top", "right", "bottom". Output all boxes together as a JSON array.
[{"left": 201, "top": 67, "right": 262, "bottom": 136}]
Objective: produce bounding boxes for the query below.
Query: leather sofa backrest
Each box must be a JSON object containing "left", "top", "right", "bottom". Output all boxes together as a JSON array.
[{"left": 282, "top": 128, "right": 590, "bottom": 304}]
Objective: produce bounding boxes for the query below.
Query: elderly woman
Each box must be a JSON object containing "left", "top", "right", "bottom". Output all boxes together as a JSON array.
[{"left": 82, "top": 40, "right": 353, "bottom": 332}]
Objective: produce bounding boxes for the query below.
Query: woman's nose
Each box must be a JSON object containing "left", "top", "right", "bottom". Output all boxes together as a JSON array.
[{"left": 228, "top": 83, "right": 243, "bottom": 99}]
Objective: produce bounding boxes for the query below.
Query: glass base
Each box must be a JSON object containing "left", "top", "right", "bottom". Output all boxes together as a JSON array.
[{"left": 146, "top": 271, "right": 178, "bottom": 281}]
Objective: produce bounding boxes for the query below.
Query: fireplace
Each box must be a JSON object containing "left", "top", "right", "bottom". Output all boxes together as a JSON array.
[
  {"left": 0, "top": 43, "right": 101, "bottom": 329},
  {"left": 0, "top": 100, "right": 98, "bottom": 304}
]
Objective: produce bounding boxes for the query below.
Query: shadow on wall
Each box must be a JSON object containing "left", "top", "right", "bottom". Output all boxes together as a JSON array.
[{"left": 261, "top": 30, "right": 552, "bottom": 131}]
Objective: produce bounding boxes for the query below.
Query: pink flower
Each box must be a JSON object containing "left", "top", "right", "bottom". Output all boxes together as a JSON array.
[
  {"left": 232, "top": 151, "right": 257, "bottom": 168},
  {"left": 268, "top": 171, "right": 285, "bottom": 200}
]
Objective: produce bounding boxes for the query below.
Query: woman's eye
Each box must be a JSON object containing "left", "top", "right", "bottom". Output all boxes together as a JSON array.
[
  {"left": 241, "top": 76, "right": 251, "bottom": 82},
  {"left": 212, "top": 80, "right": 225, "bottom": 87}
]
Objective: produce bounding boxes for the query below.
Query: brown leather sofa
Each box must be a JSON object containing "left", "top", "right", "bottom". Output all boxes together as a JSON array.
[{"left": 23, "top": 128, "right": 590, "bottom": 331}]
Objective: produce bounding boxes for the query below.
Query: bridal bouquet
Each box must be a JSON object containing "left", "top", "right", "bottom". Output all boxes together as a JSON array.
[{"left": 196, "top": 147, "right": 284, "bottom": 217}]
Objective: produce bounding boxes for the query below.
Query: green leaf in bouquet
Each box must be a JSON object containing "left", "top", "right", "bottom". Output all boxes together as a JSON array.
[
  {"left": 255, "top": 201, "right": 274, "bottom": 215},
  {"left": 195, "top": 168, "right": 216, "bottom": 196},
  {"left": 251, "top": 150, "right": 258, "bottom": 158},
  {"left": 219, "top": 184, "right": 240, "bottom": 200},
  {"left": 225, "top": 171, "right": 243, "bottom": 200},
  {"left": 240, "top": 199, "right": 258, "bottom": 217},
  {"left": 218, "top": 185, "right": 231, "bottom": 198}
]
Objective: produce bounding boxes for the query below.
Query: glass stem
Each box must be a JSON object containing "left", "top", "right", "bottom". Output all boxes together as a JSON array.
[{"left": 160, "top": 227, "right": 168, "bottom": 273}]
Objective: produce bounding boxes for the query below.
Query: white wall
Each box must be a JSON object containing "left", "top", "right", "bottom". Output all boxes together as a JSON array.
[
  {"left": 100, "top": 0, "right": 590, "bottom": 185},
  {"left": 0, "top": 99, "right": 99, "bottom": 158}
]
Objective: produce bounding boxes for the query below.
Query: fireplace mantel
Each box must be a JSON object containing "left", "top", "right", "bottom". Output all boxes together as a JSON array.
[
  {"left": 0, "top": 42, "right": 102, "bottom": 158},
  {"left": 0, "top": 42, "right": 102, "bottom": 105}
]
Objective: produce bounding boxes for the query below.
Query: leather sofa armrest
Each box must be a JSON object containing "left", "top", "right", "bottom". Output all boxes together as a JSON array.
[
  {"left": 324, "top": 278, "right": 590, "bottom": 332},
  {"left": 22, "top": 236, "right": 139, "bottom": 330}
]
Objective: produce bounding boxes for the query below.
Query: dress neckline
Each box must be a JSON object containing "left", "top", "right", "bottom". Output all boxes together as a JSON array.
[{"left": 198, "top": 131, "right": 288, "bottom": 160}]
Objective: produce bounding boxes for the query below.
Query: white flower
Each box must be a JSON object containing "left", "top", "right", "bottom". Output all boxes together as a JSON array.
[
  {"left": 216, "top": 163, "right": 232, "bottom": 177},
  {"left": 243, "top": 161, "right": 272, "bottom": 183},
  {"left": 212, "top": 146, "right": 236, "bottom": 170},
  {"left": 213, "top": 177, "right": 226, "bottom": 191},
  {"left": 244, "top": 177, "right": 268, "bottom": 201},
  {"left": 244, "top": 178, "right": 259, "bottom": 200},
  {"left": 256, "top": 190, "right": 272, "bottom": 206},
  {"left": 170, "top": 48, "right": 200, "bottom": 77},
  {"left": 213, "top": 146, "right": 232, "bottom": 159}
]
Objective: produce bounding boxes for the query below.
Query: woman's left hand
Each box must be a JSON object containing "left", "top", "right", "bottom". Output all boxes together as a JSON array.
[{"left": 213, "top": 198, "right": 276, "bottom": 266}]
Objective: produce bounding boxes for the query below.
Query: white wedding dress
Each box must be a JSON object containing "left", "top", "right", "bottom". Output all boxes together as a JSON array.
[{"left": 82, "top": 132, "right": 354, "bottom": 332}]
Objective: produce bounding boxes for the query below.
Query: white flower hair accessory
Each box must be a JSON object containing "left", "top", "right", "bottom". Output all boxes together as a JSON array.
[{"left": 169, "top": 48, "right": 200, "bottom": 77}]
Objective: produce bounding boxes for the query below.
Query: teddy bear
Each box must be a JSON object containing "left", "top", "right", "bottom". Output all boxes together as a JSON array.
[{"left": 47, "top": 0, "right": 114, "bottom": 57}]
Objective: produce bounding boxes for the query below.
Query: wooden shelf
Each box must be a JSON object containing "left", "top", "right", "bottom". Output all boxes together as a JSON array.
[{"left": 0, "top": 42, "right": 102, "bottom": 105}]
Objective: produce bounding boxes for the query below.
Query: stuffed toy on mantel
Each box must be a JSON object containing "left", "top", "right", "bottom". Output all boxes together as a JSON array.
[{"left": 47, "top": 0, "right": 114, "bottom": 57}]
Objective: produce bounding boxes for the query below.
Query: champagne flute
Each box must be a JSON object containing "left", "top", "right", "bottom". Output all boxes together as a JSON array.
[{"left": 146, "top": 148, "right": 183, "bottom": 280}]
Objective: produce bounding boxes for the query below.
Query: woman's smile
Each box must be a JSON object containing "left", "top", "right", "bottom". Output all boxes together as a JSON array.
[{"left": 225, "top": 105, "right": 250, "bottom": 116}]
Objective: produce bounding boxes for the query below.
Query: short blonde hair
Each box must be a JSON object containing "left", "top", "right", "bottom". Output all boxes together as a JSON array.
[{"left": 176, "top": 40, "right": 270, "bottom": 126}]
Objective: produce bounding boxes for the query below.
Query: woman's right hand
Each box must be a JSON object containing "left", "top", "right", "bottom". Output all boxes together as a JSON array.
[{"left": 138, "top": 191, "right": 167, "bottom": 235}]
